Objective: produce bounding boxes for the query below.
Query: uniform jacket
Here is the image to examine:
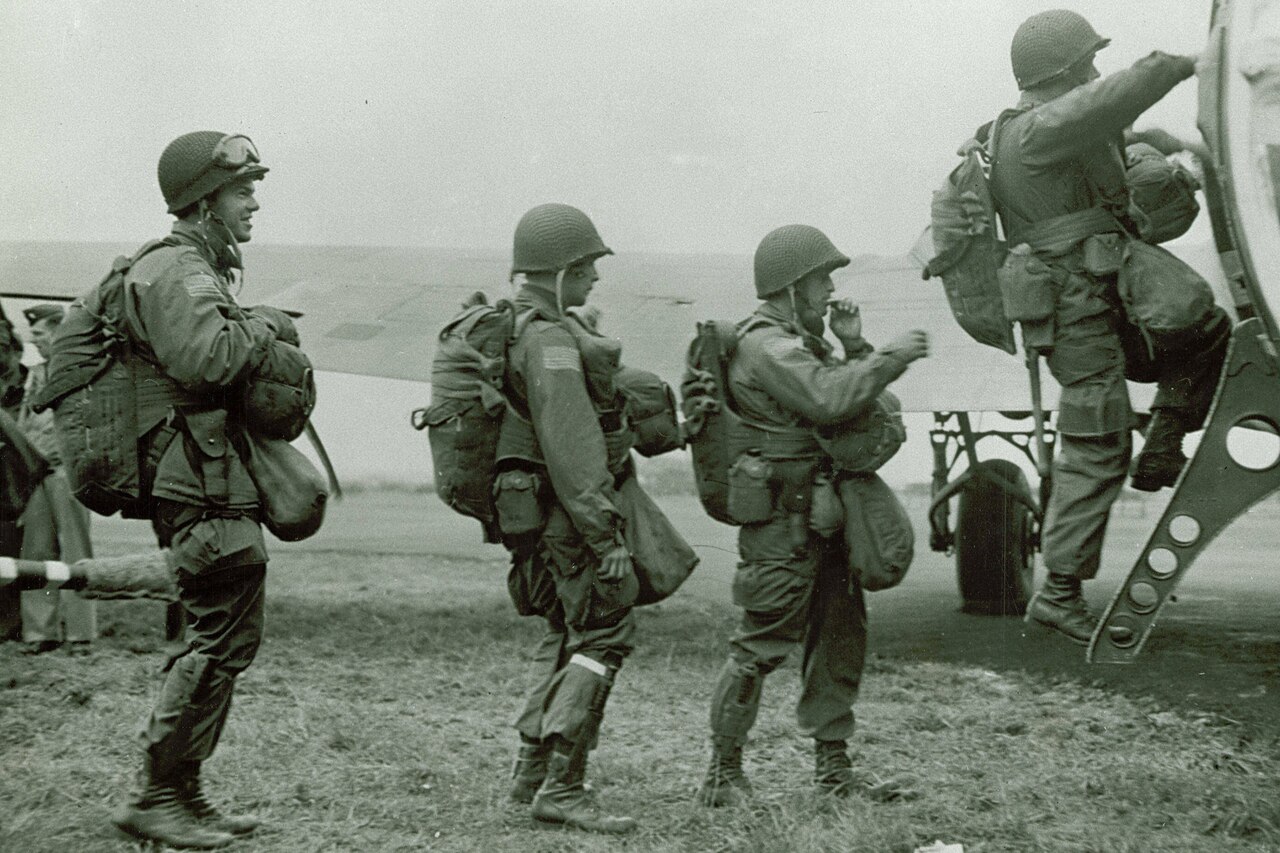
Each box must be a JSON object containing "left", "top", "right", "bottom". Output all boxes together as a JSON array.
[
  {"left": 730, "top": 303, "right": 908, "bottom": 431},
  {"left": 504, "top": 286, "right": 622, "bottom": 560},
  {"left": 121, "top": 221, "right": 278, "bottom": 511},
  {"left": 990, "top": 51, "right": 1196, "bottom": 239}
]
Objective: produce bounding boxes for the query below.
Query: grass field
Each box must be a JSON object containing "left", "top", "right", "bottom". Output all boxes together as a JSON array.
[{"left": 2, "top": 491, "right": 1279, "bottom": 852}]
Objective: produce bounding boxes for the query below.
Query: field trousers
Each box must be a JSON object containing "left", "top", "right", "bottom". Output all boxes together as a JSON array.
[
  {"left": 508, "top": 502, "right": 636, "bottom": 748},
  {"left": 709, "top": 513, "right": 867, "bottom": 745},
  {"left": 140, "top": 500, "right": 266, "bottom": 780},
  {"left": 1040, "top": 255, "right": 1229, "bottom": 580}
]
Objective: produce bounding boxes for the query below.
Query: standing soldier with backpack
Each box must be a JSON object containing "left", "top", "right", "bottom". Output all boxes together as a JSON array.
[
  {"left": 497, "top": 203, "right": 651, "bottom": 835},
  {"left": 695, "top": 225, "right": 928, "bottom": 807},
  {"left": 92, "top": 131, "right": 304, "bottom": 849},
  {"left": 990, "top": 10, "right": 1230, "bottom": 644}
]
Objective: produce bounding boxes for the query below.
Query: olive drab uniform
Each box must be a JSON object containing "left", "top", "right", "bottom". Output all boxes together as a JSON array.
[
  {"left": 126, "top": 218, "right": 279, "bottom": 774},
  {"left": 704, "top": 301, "right": 911, "bottom": 787},
  {"left": 991, "top": 52, "right": 1229, "bottom": 590},
  {"left": 502, "top": 284, "right": 637, "bottom": 746}
]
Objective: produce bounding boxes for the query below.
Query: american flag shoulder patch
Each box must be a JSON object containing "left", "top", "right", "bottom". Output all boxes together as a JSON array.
[
  {"left": 541, "top": 345, "right": 582, "bottom": 372},
  {"left": 183, "top": 274, "right": 226, "bottom": 301}
]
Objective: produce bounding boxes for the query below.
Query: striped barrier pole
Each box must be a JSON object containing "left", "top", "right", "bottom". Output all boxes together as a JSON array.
[{"left": 0, "top": 550, "right": 176, "bottom": 600}]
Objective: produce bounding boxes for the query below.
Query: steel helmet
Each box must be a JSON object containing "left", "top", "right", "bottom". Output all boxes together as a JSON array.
[
  {"left": 158, "top": 131, "right": 269, "bottom": 214},
  {"left": 1011, "top": 9, "right": 1110, "bottom": 90},
  {"left": 753, "top": 224, "right": 851, "bottom": 298},
  {"left": 511, "top": 203, "right": 613, "bottom": 278}
]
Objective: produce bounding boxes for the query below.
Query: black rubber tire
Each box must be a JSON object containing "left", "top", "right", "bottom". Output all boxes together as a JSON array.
[{"left": 955, "top": 459, "right": 1035, "bottom": 616}]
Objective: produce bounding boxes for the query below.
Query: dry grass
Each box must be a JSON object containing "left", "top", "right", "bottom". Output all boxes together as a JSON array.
[{"left": 2, "top": 507, "right": 1279, "bottom": 852}]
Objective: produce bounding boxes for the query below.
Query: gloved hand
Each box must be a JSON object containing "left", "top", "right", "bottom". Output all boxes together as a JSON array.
[
  {"left": 880, "top": 330, "right": 929, "bottom": 365},
  {"left": 249, "top": 305, "right": 300, "bottom": 347}
]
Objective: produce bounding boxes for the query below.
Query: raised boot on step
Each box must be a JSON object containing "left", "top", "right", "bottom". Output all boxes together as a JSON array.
[
  {"left": 1130, "top": 410, "right": 1190, "bottom": 492},
  {"left": 113, "top": 757, "right": 235, "bottom": 850},
  {"left": 1025, "top": 572, "right": 1095, "bottom": 644},
  {"left": 177, "top": 761, "right": 259, "bottom": 836}
]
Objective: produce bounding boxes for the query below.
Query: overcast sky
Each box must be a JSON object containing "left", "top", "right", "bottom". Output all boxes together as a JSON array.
[{"left": 2, "top": 1, "right": 1211, "bottom": 257}]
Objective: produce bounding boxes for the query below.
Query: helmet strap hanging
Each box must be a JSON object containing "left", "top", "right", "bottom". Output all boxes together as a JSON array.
[{"left": 554, "top": 269, "right": 567, "bottom": 316}]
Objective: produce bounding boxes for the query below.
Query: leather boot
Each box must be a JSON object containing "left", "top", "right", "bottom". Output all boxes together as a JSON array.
[
  {"left": 698, "top": 736, "right": 752, "bottom": 807},
  {"left": 178, "top": 762, "right": 259, "bottom": 835},
  {"left": 1131, "top": 411, "right": 1190, "bottom": 492},
  {"left": 1025, "top": 572, "right": 1095, "bottom": 644},
  {"left": 531, "top": 741, "right": 636, "bottom": 834},
  {"left": 113, "top": 758, "right": 235, "bottom": 849},
  {"left": 814, "top": 741, "right": 919, "bottom": 802},
  {"left": 510, "top": 737, "right": 551, "bottom": 804},
  {"left": 814, "top": 739, "right": 857, "bottom": 796}
]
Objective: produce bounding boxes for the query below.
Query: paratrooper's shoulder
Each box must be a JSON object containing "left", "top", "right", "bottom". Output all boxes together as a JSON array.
[{"left": 739, "top": 321, "right": 806, "bottom": 362}]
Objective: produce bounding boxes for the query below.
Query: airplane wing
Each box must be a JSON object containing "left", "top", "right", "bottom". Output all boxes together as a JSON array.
[{"left": 0, "top": 232, "right": 1230, "bottom": 414}]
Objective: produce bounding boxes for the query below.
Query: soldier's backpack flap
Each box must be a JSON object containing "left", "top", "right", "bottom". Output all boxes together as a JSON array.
[
  {"left": 923, "top": 134, "right": 1016, "bottom": 355},
  {"left": 616, "top": 474, "right": 699, "bottom": 605},
  {"left": 839, "top": 472, "right": 914, "bottom": 592},
  {"left": 1117, "top": 240, "right": 1217, "bottom": 351}
]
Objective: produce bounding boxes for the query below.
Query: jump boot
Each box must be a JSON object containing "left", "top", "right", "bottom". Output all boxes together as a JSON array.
[
  {"left": 1025, "top": 572, "right": 1094, "bottom": 644},
  {"left": 1131, "top": 411, "right": 1190, "bottom": 492},
  {"left": 698, "top": 663, "right": 761, "bottom": 807},
  {"left": 698, "top": 736, "right": 752, "bottom": 807},
  {"left": 814, "top": 739, "right": 857, "bottom": 796},
  {"left": 178, "top": 761, "right": 260, "bottom": 836},
  {"left": 510, "top": 737, "right": 551, "bottom": 804},
  {"left": 814, "top": 740, "right": 919, "bottom": 802},
  {"left": 113, "top": 757, "right": 235, "bottom": 850},
  {"left": 531, "top": 665, "right": 634, "bottom": 834}
]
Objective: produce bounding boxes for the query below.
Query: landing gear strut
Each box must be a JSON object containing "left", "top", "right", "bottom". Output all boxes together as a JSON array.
[{"left": 928, "top": 412, "right": 1054, "bottom": 615}]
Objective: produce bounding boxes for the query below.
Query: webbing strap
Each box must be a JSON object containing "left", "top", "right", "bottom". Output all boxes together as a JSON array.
[{"left": 1015, "top": 206, "right": 1122, "bottom": 254}]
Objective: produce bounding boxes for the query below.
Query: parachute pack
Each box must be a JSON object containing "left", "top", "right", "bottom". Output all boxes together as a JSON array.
[
  {"left": 415, "top": 293, "right": 525, "bottom": 543},
  {"left": 923, "top": 132, "right": 1017, "bottom": 355},
  {"left": 418, "top": 294, "right": 685, "bottom": 542},
  {"left": 31, "top": 239, "right": 178, "bottom": 517},
  {"left": 680, "top": 320, "right": 747, "bottom": 526}
]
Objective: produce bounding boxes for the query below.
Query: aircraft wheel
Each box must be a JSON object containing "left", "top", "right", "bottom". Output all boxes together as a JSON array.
[{"left": 955, "top": 459, "right": 1034, "bottom": 616}]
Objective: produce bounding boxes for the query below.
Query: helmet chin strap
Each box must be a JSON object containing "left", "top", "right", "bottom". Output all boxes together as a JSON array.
[
  {"left": 196, "top": 200, "right": 245, "bottom": 292},
  {"left": 789, "top": 283, "right": 826, "bottom": 337},
  {"left": 555, "top": 269, "right": 567, "bottom": 317}
]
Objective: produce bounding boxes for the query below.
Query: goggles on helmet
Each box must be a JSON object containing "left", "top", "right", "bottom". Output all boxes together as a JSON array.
[{"left": 210, "top": 135, "right": 261, "bottom": 170}]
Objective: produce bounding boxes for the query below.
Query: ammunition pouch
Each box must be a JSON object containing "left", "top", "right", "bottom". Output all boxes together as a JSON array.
[
  {"left": 493, "top": 467, "right": 548, "bottom": 550},
  {"left": 243, "top": 340, "right": 316, "bottom": 442}
]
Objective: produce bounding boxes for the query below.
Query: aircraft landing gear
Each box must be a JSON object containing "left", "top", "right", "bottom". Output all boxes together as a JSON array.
[{"left": 929, "top": 412, "right": 1053, "bottom": 615}]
